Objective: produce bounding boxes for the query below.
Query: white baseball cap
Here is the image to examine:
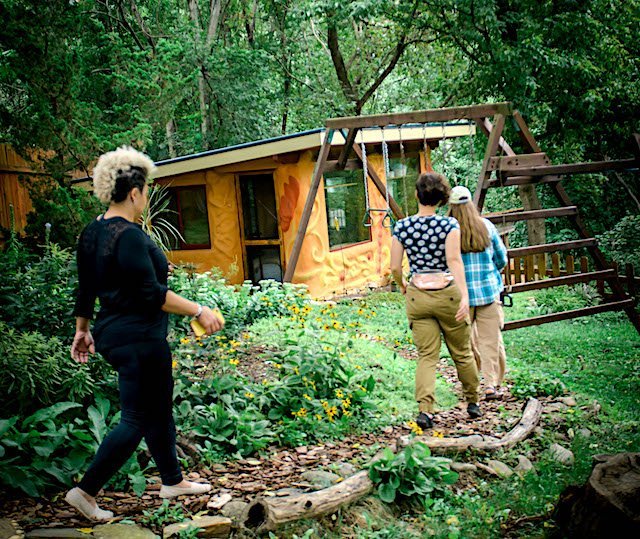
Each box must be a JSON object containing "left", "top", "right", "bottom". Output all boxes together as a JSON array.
[{"left": 449, "top": 185, "right": 472, "bottom": 204}]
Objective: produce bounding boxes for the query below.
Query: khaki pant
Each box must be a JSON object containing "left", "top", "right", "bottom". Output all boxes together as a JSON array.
[
  {"left": 470, "top": 301, "right": 506, "bottom": 388},
  {"left": 405, "top": 284, "right": 480, "bottom": 413}
]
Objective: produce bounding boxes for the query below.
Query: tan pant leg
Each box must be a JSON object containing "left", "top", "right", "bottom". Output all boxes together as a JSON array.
[
  {"left": 406, "top": 287, "right": 441, "bottom": 414},
  {"left": 473, "top": 301, "right": 505, "bottom": 387},
  {"left": 436, "top": 285, "right": 480, "bottom": 404},
  {"left": 497, "top": 304, "right": 507, "bottom": 385},
  {"left": 469, "top": 306, "right": 482, "bottom": 371}
]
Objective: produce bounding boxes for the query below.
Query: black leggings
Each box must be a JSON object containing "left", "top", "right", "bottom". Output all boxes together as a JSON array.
[{"left": 78, "top": 340, "right": 183, "bottom": 496}]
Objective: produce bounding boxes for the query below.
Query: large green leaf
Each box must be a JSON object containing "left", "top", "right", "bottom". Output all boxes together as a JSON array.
[
  {"left": 23, "top": 402, "right": 82, "bottom": 427},
  {"left": 378, "top": 482, "right": 397, "bottom": 503}
]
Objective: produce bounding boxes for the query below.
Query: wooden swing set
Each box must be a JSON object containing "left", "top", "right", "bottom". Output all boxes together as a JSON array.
[{"left": 283, "top": 102, "right": 640, "bottom": 333}]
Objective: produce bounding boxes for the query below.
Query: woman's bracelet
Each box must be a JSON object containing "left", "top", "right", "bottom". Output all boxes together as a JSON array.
[{"left": 194, "top": 304, "right": 203, "bottom": 319}]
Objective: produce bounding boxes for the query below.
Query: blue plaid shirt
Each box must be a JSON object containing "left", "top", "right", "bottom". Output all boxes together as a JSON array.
[{"left": 462, "top": 219, "right": 508, "bottom": 306}]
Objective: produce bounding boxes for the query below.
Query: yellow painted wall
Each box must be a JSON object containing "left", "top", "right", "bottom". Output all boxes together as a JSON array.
[
  {"left": 161, "top": 147, "right": 429, "bottom": 297},
  {"left": 275, "top": 151, "right": 394, "bottom": 298},
  {"left": 161, "top": 170, "right": 245, "bottom": 285}
]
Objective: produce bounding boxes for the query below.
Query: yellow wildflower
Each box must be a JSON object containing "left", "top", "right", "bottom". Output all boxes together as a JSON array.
[
  {"left": 354, "top": 365, "right": 362, "bottom": 370},
  {"left": 358, "top": 385, "right": 367, "bottom": 393},
  {"left": 432, "top": 430, "right": 445, "bottom": 439},
  {"left": 303, "top": 394, "right": 312, "bottom": 401},
  {"left": 335, "top": 389, "right": 344, "bottom": 399},
  {"left": 229, "top": 358, "right": 239, "bottom": 366},
  {"left": 407, "top": 420, "right": 423, "bottom": 436},
  {"left": 244, "top": 392, "right": 255, "bottom": 399},
  {"left": 315, "top": 414, "right": 323, "bottom": 421},
  {"left": 180, "top": 337, "right": 190, "bottom": 345},
  {"left": 172, "top": 360, "right": 178, "bottom": 369}
]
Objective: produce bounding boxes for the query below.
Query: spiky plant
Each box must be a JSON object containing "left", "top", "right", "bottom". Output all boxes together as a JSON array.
[{"left": 140, "top": 183, "right": 184, "bottom": 251}]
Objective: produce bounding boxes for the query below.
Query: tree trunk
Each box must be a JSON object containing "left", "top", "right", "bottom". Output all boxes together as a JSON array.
[
  {"left": 555, "top": 453, "right": 640, "bottom": 537},
  {"left": 517, "top": 184, "right": 546, "bottom": 245},
  {"left": 165, "top": 118, "right": 177, "bottom": 158}
]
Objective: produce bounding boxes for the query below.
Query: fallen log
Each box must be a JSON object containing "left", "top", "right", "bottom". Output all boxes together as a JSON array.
[
  {"left": 554, "top": 452, "right": 640, "bottom": 537},
  {"left": 243, "top": 471, "right": 373, "bottom": 532},
  {"left": 399, "top": 397, "right": 542, "bottom": 452}
]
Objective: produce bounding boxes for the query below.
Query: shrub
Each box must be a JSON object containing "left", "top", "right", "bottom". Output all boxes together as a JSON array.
[
  {"left": 0, "top": 240, "right": 78, "bottom": 339},
  {"left": 598, "top": 214, "right": 640, "bottom": 273},
  {"left": 168, "top": 268, "right": 309, "bottom": 337},
  {"left": 0, "top": 322, "right": 115, "bottom": 416},
  {"left": 509, "top": 370, "right": 567, "bottom": 399},
  {"left": 368, "top": 442, "right": 458, "bottom": 503}
]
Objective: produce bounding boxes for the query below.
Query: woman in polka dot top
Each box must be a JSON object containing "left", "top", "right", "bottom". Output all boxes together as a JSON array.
[{"left": 390, "top": 172, "right": 481, "bottom": 430}]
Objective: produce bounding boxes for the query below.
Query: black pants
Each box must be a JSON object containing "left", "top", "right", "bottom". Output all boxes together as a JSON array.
[{"left": 78, "top": 340, "right": 183, "bottom": 496}]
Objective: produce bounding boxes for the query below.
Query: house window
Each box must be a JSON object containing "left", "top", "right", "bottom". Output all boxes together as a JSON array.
[
  {"left": 324, "top": 170, "right": 370, "bottom": 250},
  {"left": 387, "top": 157, "right": 419, "bottom": 216},
  {"left": 161, "top": 186, "right": 211, "bottom": 250}
]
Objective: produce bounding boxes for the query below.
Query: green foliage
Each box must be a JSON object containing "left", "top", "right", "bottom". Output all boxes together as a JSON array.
[
  {"left": 597, "top": 214, "right": 640, "bottom": 273},
  {"left": 22, "top": 181, "right": 103, "bottom": 249},
  {"left": 368, "top": 442, "right": 458, "bottom": 504},
  {"left": 141, "top": 499, "right": 188, "bottom": 529},
  {"left": 0, "top": 400, "right": 105, "bottom": 496},
  {"left": 168, "top": 268, "right": 309, "bottom": 337},
  {"left": 0, "top": 322, "right": 106, "bottom": 416},
  {"left": 509, "top": 370, "right": 567, "bottom": 400},
  {"left": 0, "top": 239, "right": 77, "bottom": 339}
]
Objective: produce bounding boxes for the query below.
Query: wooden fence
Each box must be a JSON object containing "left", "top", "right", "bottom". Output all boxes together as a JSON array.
[{"left": 503, "top": 252, "right": 638, "bottom": 297}]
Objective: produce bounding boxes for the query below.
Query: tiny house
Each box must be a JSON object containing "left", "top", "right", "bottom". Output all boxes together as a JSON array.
[{"left": 153, "top": 125, "right": 474, "bottom": 297}]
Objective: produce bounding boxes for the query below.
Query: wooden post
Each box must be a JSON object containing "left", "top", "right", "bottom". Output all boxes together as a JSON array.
[
  {"left": 566, "top": 255, "right": 575, "bottom": 275},
  {"left": 283, "top": 129, "right": 334, "bottom": 282},
  {"left": 473, "top": 113, "right": 506, "bottom": 210},
  {"left": 525, "top": 255, "right": 535, "bottom": 282},
  {"left": 537, "top": 253, "right": 547, "bottom": 278},
  {"left": 580, "top": 256, "right": 589, "bottom": 273},
  {"left": 626, "top": 264, "right": 636, "bottom": 297},
  {"left": 552, "top": 253, "right": 561, "bottom": 277},
  {"left": 513, "top": 256, "right": 522, "bottom": 284}
]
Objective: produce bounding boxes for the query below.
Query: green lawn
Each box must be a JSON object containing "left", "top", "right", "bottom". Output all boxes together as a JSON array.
[{"left": 251, "top": 289, "right": 640, "bottom": 538}]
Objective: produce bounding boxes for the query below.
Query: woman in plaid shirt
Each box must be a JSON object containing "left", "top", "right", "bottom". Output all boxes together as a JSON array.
[{"left": 448, "top": 186, "right": 508, "bottom": 399}]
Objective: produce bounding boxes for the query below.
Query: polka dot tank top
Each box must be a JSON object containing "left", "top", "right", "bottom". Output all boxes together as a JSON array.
[{"left": 392, "top": 215, "right": 459, "bottom": 274}]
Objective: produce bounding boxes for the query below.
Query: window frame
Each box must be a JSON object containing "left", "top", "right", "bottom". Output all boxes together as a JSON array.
[
  {"left": 323, "top": 171, "right": 372, "bottom": 252},
  {"left": 165, "top": 185, "right": 211, "bottom": 250}
]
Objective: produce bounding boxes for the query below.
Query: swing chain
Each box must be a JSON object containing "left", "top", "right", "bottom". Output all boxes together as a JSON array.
[{"left": 398, "top": 125, "right": 409, "bottom": 215}]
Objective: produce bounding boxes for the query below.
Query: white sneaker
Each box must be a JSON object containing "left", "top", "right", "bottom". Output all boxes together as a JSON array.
[
  {"left": 65, "top": 488, "right": 114, "bottom": 521},
  {"left": 159, "top": 481, "right": 212, "bottom": 499}
]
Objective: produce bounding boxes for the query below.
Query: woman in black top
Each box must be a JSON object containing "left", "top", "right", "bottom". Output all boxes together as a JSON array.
[{"left": 66, "top": 147, "right": 223, "bottom": 521}]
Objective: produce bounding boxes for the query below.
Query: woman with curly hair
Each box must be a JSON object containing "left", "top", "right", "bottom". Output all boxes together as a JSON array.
[
  {"left": 390, "top": 173, "right": 481, "bottom": 431},
  {"left": 65, "top": 147, "right": 223, "bottom": 520},
  {"left": 447, "top": 185, "right": 508, "bottom": 400}
]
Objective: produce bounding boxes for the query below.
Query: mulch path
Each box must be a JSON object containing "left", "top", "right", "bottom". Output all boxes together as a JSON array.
[{"left": 0, "top": 350, "right": 527, "bottom": 533}]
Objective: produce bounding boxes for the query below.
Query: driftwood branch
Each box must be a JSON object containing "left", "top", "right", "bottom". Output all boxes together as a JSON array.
[
  {"left": 243, "top": 471, "right": 373, "bottom": 532},
  {"left": 400, "top": 398, "right": 542, "bottom": 453}
]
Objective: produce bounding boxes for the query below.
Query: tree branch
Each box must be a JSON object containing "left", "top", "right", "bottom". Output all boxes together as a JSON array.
[{"left": 327, "top": 18, "right": 358, "bottom": 107}]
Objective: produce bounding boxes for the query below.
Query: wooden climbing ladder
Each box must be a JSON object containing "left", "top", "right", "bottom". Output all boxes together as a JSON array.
[
  {"left": 283, "top": 102, "right": 640, "bottom": 333},
  {"left": 473, "top": 107, "right": 640, "bottom": 333}
]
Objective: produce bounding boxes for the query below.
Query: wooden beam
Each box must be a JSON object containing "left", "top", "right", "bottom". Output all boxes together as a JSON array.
[
  {"left": 473, "top": 113, "right": 506, "bottom": 210},
  {"left": 485, "top": 206, "right": 577, "bottom": 224},
  {"left": 324, "top": 159, "right": 363, "bottom": 172},
  {"left": 512, "top": 110, "right": 542, "bottom": 153},
  {"left": 351, "top": 143, "right": 405, "bottom": 220},
  {"left": 283, "top": 130, "right": 335, "bottom": 282},
  {"left": 486, "top": 175, "right": 561, "bottom": 187},
  {"left": 336, "top": 128, "right": 358, "bottom": 170},
  {"left": 508, "top": 238, "right": 597, "bottom": 258},
  {"left": 325, "top": 102, "right": 513, "bottom": 130},
  {"left": 499, "top": 159, "right": 638, "bottom": 177},
  {"left": 487, "top": 153, "right": 551, "bottom": 172},
  {"left": 475, "top": 117, "right": 515, "bottom": 155},
  {"left": 509, "top": 269, "right": 616, "bottom": 293},
  {"left": 503, "top": 299, "right": 634, "bottom": 331}
]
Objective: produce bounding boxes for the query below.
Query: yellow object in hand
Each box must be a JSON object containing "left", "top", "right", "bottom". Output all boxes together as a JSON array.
[{"left": 190, "top": 308, "right": 225, "bottom": 337}]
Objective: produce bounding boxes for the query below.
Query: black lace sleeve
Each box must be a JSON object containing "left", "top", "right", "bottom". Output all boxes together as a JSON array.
[
  {"left": 116, "top": 227, "right": 168, "bottom": 311},
  {"left": 73, "top": 224, "right": 98, "bottom": 319}
]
